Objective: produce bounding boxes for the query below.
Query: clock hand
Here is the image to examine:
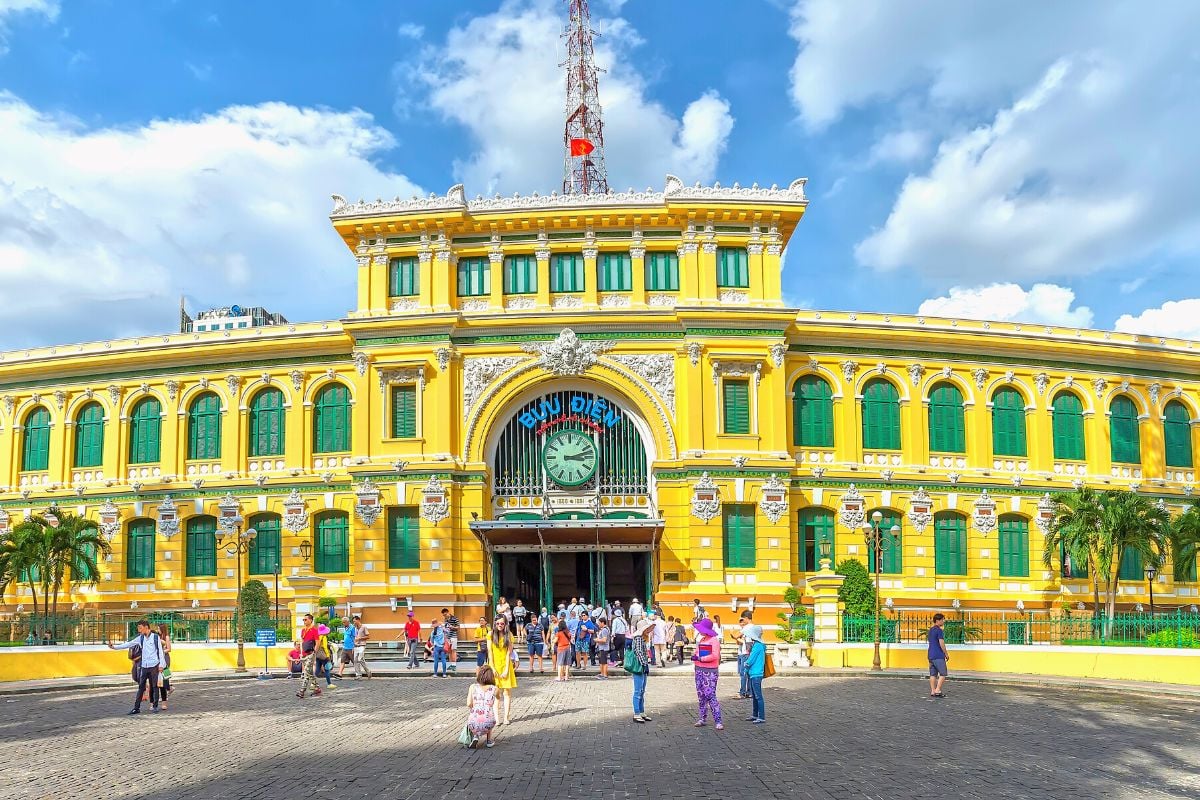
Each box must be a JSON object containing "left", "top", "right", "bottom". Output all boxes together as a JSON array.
[{"left": 564, "top": 453, "right": 588, "bottom": 462}]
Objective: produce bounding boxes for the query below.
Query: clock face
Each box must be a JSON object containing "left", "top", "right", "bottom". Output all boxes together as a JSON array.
[{"left": 542, "top": 429, "right": 598, "bottom": 487}]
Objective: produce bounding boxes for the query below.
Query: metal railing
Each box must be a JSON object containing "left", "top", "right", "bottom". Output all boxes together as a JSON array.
[{"left": 1, "top": 611, "right": 292, "bottom": 646}]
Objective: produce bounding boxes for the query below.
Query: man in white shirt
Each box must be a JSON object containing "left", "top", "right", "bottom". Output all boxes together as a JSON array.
[
  {"left": 651, "top": 613, "right": 668, "bottom": 667},
  {"left": 108, "top": 619, "right": 165, "bottom": 714},
  {"left": 628, "top": 598, "right": 644, "bottom": 628},
  {"left": 610, "top": 613, "right": 629, "bottom": 664},
  {"left": 352, "top": 615, "right": 373, "bottom": 679}
]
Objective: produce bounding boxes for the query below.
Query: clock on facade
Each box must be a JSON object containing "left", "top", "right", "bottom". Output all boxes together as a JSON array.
[{"left": 542, "top": 428, "right": 598, "bottom": 487}]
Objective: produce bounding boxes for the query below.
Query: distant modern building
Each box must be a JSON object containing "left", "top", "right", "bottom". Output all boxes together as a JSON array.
[{"left": 180, "top": 304, "right": 288, "bottom": 333}]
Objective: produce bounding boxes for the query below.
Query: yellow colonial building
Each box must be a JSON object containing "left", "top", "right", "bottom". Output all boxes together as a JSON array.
[{"left": 1, "top": 175, "right": 1197, "bottom": 628}]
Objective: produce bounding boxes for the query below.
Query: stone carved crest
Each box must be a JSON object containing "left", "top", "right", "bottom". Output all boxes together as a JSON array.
[
  {"left": 352, "top": 351, "right": 370, "bottom": 377},
  {"left": 1093, "top": 377, "right": 1108, "bottom": 398},
  {"left": 282, "top": 489, "right": 310, "bottom": 533},
  {"left": 354, "top": 477, "right": 383, "bottom": 527},
  {"left": 522, "top": 329, "right": 613, "bottom": 377},
  {"left": 108, "top": 385, "right": 123, "bottom": 407},
  {"left": 907, "top": 487, "right": 933, "bottom": 533},
  {"left": 53, "top": 390, "right": 67, "bottom": 410},
  {"left": 758, "top": 474, "right": 789, "bottom": 524},
  {"left": 226, "top": 375, "right": 242, "bottom": 400},
  {"left": 972, "top": 490, "right": 997, "bottom": 534},
  {"left": 687, "top": 342, "right": 702, "bottom": 366},
  {"left": 972, "top": 368, "right": 989, "bottom": 390},
  {"left": 769, "top": 343, "right": 786, "bottom": 369},
  {"left": 289, "top": 370, "right": 305, "bottom": 393},
  {"left": 1034, "top": 373, "right": 1049, "bottom": 396},
  {"left": 907, "top": 363, "right": 925, "bottom": 386},
  {"left": 690, "top": 472, "right": 721, "bottom": 523},
  {"left": 436, "top": 347, "right": 454, "bottom": 372},
  {"left": 840, "top": 360, "right": 859, "bottom": 384},
  {"left": 420, "top": 476, "right": 451, "bottom": 524},
  {"left": 839, "top": 484, "right": 866, "bottom": 530},
  {"left": 157, "top": 495, "right": 180, "bottom": 538},
  {"left": 98, "top": 499, "right": 121, "bottom": 540},
  {"left": 1149, "top": 382, "right": 1162, "bottom": 406},
  {"left": 463, "top": 356, "right": 526, "bottom": 420},
  {"left": 610, "top": 354, "right": 675, "bottom": 415},
  {"left": 165, "top": 380, "right": 180, "bottom": 402}
]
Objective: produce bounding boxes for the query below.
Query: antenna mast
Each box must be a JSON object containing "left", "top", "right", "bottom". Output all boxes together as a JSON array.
[{"left": 561, "top": 0, "right": 609, "bottom": 195}]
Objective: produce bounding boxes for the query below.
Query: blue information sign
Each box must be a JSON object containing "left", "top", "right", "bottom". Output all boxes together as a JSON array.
[{"left": 255, "top": 629, "right": 277, "bottom": 648}]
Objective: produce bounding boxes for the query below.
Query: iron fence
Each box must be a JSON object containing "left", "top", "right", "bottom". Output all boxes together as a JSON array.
[
  {"left": 1, "top": 612, "right": 292, "bottom": 646},
  {"left": 842, "top": 611, "right": 1200, "bottom": 648}
]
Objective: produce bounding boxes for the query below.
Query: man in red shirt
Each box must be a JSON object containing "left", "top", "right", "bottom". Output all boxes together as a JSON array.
[
  {"left": 403, "top": 611, "right": 422, "bottom": 669},
  {"left": 297, "top": 614, "right": 322, "bottom": 698}
]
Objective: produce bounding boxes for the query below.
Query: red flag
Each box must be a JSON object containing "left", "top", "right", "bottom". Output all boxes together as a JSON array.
[{"left": 569, "top": 137, "right": 595, "bottom": 156}]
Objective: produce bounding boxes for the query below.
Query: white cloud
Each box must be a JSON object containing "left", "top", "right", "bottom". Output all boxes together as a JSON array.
[
  {"left": 0, "top": 93, "right": 421, "bottom": 348},
  {"left": 396, "top": 22, "right": 423, "bottom": 40},
  {"left": 0, "top": 0, "right": 57, "bottom": 53},
  {"left": 867, "top": 129, "right": 928, "bottom": 165},
  {"left": 788, "top": 1, "right": 1200, "bottom": 286},
  {"left": 400, "top": 0, "right": 734, "bottom": 195},
  {"left": 1115, "top": 300, "right": 1200, "bottom": 342},
  {"left": 1119, "top": 277, "right": 1147, "bottom": 295},
  {"left": 185, "top": 61, "right": 212, "bottom": 81},
  {"left": 917, "top": 283, "right": 1094, "bottom": 328}
]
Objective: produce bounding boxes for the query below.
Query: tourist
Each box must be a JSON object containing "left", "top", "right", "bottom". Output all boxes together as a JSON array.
[
  {"left": 442, "top": 608, "right": 461, "bottom": 673},
  {"left": 109, "top": 619, "right": 166, "bottom": 714},
  {"left": 691, "top": 598, "right": 705, "bottom": 623},
  {"left": 352, "top": 614, "right": 373, "bottom": 679},
  {"left": 465, "top": 665, "right": 498, "bottom": 749},
  {"left": 512, "top": 599, "right": 528, "bottom": 643},
  {"left": 336, "top": 617, "right": 358, "bottom": 679},
  {"left": 928, "top": 612, "right": 949, "bottom": 698},
  {"left": 485, "top": 617, "right": 517, "bottom": 726},
  {"left": 525, "top": 613, "right": 545, "bottom": 673},
  {"left": 566, "top": 596, "right": 579, "bottom": 618},
  {"left": 295, "top": 614, "right": 321, "bottom": 698},
  {"left": 733, "top": 610, "right": 753, "bottom": 698},
  {"left": 316, "top": 624, "right": 335, "bottom": 688},
  {"left": 712, "top": 614, "right": 724, "bottom": 642},
  {"left": 672, "top": 617, "right": 688, "bottom": 664},
  {"left": 575, "top": 612, "right": 593, "bottom": 669},
  {"left": 611, "top": 599, "right": 624, "bottom": 620},
  {"left": 743, "top": 624, "right": 766, "bottom": 723},
  {"left": 554, "top": 619, "right": 573, "bottom": 682},
  {"left": 566, "top": 609, "right": 581, "bottom": 665},
  {"left": 594, "top": 618, "right": 611, "bottom": 679},
  {"left": 474, "top": 615, "right": 490, "bottom": 667},
  {"left": 691, "top": 617, "right": 723, "bottom": 730},
  {"left": 628, "top": 597, "right": 644, "bottom": 628},
  {"left": 629, "top": 618, "right": 654, "bottom": 723},
  {"left": 651, "top": 612, "right": 668, "bottom": 667},
  {"left": 610, "top": 612, "right": 628, "bottom": 664},
  {"left": 538, "top": 606, "right": 552, "bottom": 632},
  {"left": 403, "top": 611, "right": 422, "bottom": 669},
  {"left": 591, "top": 602, "right": 607, "bottom": 622},
  {"left": 287, "top": 639, "right": 303, "bottom": 678},
  {"left": 496, "top": 596, "right": 512, "bottom": 629},
  {"left": 429, "top": 617, "right": 449, "bottom": 677}
]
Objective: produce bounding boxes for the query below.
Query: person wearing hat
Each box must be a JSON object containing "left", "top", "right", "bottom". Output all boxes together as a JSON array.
[
  {"left": 742, "top": 624, "right": 767, "bottom": 723},
  {"left": 690, "top": 617, "right": 724, "bottom": 729},
  {"left": 316, "top": 623, "right": 335, "bottom": 689},
  {"left": 400, "top": 611, "right": 422, "bottom": 669},
  {"left": 629, "top": 618, "right": 655, "bottom": 723}
]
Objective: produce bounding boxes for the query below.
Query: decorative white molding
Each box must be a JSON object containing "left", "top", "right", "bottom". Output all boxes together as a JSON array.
[
  {"left": 718, "top": 289, "right": 749, "bottom": 305},
  {"left": 687, "top": 342, "right": 703, "bottom": 367},
  {"left": 226, "top": 375, "right": 242, "bottom": 401},
  {"left": 711, "top": 359, "right": 762, "bottom": 386},
  {"left": 164, "top": 380, "right": 180, "bottom": 403},
  {"left": 647, "top": 293, "right": 678, "bottom": 308},
  {"left": 378, "top": 366, "right": 426, "bottom": 394},
  {"left": 98, "top": 499, "right": 120, "bottom": 540},
  {"left": 971, "top": 368, "right": 989, "bottom": 390},
  {"left": 759, "top": 473, "right": 789, "bottom": 524},
  {"left": 522, "top": 329, "right": 613, "bottom": 377},
  {"left": 1093, "top": 377, "right": 1108, "bottom": 398},
  {"left": 732, "top": 456, "right": 749, "bottom": 469},
  {"left": 1034, "top": 373, "right": 1049, "bottom": 396},
  {"left": 436, "top": 347, "right": 454, "bottom": 372},
  {"left": 391, "top": 298, "right": 420, "bottom": 313},
  {"left": 108, "top": 385, "right": 123, "bottom": 407},
  {"left": 551, "top": 295, "right": 584, "bottom": 309},
  {"left": 1035, "top": 493, "right": 1056, "bottom": 535},
  {"left": 973, "top": 490, "right": 997, "bottom": 534},
  {"left": 599, "top": 294, "right": 631, "bottom": 308},
  {"left": 690, "top": 472, "right": 721, "bottom": 523},
  {"left": 289, "top": 370, "right": 305, "bottom": 393},
  {"left": 420, "top": 476, "right": 451, "bottom": 524},
  {"left": 460, "top": 298, "right": 489, "bottom": 312},
  {"left": 1149, "top": 382, "right": 1162, "bottom": 406},
  {"left": 157, "top": 496, "right": 179, "bottom": 538},
  {"left": 907, "top": 363, "right": 925, "bottom": 387},
  {"left": 463, "top": 356, "right": 527, "bottom": 420},
  {"left": 907, "top": 487, "right": 933, "bottom": 533},
  {"left": 609, "top": 354, "right": 675, "bottom": 415},
  {"left": 769, "top": 343, "right": 786, "bottom": 369},
  {"left": 840, "top": 484, "right": 866, "bottom": 529},
  {"left": 354, "top": 477, "right": 383, "bottom": 526},
  {"left": 506, "top": 297, "right": 537, "bottom": 311},
  {"left": 280, "top": 489, "right": 309, "bottom": 533},
  {"left": 217, "top": 493, "right": 241, "bottom": 532},
  {"left": 840, "top": 360, "right": 859, "bottom": 384}
]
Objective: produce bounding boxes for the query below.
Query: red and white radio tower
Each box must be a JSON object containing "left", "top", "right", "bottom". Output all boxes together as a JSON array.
[{"left": 561, "top": 0, "right": 609, "bottom": 195}]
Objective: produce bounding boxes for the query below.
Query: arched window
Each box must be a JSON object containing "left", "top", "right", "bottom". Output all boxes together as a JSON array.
[
  {"left": 21, "top": 406, "right": 51, "bottom": 471},
  {"left": 248, "top": 513, "right": 281, "bottom": 575},
  {"left": 128, "top": 398, "right": 162, "bottom": 464},
  {"left": 862, "top": 378, "right": 901, "bottom": 450},
  {"left": 73, "top": 402, "right": 105, "bottom": 468},
  {"left": 928, "top": 382, "right": 966, "bottom": 453},
  {"left": 1109, "top": 395, "right": 1141, "bottom": 464},
  {"left": 1164, "top": 400, "right": 1193, "bottom": 468},
  {"left": 313, "top": 384, "right": 352, "bottom": 453},
  {"left": 793, "top": 376, "right": 834, "bottom": 447},
  {"left": 185, "top": 516, "right": 217, "bottom": 577},
  {"left": 126, "top": 519, "right": 155, "bottom": 579},
  {"left": 1051, "top": 392, "right": 1086, "bottom": 460},
  {"left": 249, "top": 388, "right": 286, "bottom": 457},
  {"left": 867, "top": 510, "right": 902, "bottom": 574},
  {"left": 991, "top": 387, "right": 1027, "bottom": 457},
  {"left": 998, "top": 515, "right": 1029, "bottom": 577},
  {"left": 187, "top": 392, "right": 222, "bottom": 460},
  {"left": 315, "top": 512, "right": 349, "bottom": 573},
  {"left": 798, "top": 507, "right": 835, "bottom": 572},
  {"left": 934, "top": 512, "right": 967, "bottom": 575}
]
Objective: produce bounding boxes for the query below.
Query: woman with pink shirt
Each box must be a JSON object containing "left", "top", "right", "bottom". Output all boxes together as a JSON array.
[{"left": 690, "top": 617, "right": 723, "bottom": 729}]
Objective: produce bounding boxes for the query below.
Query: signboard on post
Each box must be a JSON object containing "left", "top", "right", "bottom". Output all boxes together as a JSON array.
[{"left": 255, "top": 628, "right": 277, "bottom": 679}]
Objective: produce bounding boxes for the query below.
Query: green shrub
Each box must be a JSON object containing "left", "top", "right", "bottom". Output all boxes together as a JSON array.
[
  {"left": 1145, "top": 627, "right": 1200, "bottom": 648},
  {"left": 836, "top": 559, "right": 876, "bottom": 617},
  {"left": 238, "top": 580, "right": 271, "bottom": 640},
  {"left": 775, "top": 586, "right": 811, "bottom": 643}
]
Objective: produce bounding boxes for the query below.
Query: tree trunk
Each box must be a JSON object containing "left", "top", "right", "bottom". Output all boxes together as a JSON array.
[{"left": 1104, "top": 548, "right": 1121, "bottom": 638}]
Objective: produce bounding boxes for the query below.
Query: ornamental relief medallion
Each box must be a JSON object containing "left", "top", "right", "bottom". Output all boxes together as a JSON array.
[
  {"left": 608, "top": 354, "right": 675, "bottom": 415},
  {"left": 463, "top": 356, "right": 528, "bottom": 421}
]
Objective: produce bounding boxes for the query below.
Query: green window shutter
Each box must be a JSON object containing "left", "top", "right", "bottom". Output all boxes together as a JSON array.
[
  {"left": 865, "top": 511, "right": 903, "bottom": 574},
  {"left": 991, "top": 387, "right": 1028, "bottom": 457},
  {"left": 503, "top": 255, "right": 537, "bottom": 294},
  {"left": 185, "top": 516, "right": 217, "bottom": 577},
  {"left": 126, "top": 520, "right": 156, "bottom": 579},
  {"left": 389, "top": 257, "right": 419, "bottom": 297},
  {"left": 793, "top": 376, "right": 834, "bottom": 447},
  {"left": 1163, "top": 401, "right": 1193, "bottom": 468},
  {"left": 390, "top": 385, "right": 417, "bottom": 438},
  {"left": 315, "top": 513, "right": 350, "bottom": 573},
  {"left": 798, "top": 508, "right": 835, "bottom": 571},
  {"left": 187, "top": 392, "right": 222, "bottom": 460},
  {"left": 928, "top": 383, "right": 966, "bottom": 453},
  {"left": 457, "top": 257, "right": 490, "bottom": 297},
  {"left": 1051, "top": 392, "right": 1086, "bottom": 460},
  {"left": 723, "top": 504, "right": 756, "bottom": 569},
  {"left": 248, "top": 388, "right": 286, "bottom": 457},
  {"left": 313, "top": 384, "right": 351, "bottom": 453},
  {"left": 73, "top": 541, "right": 97, "bottom": 582},
  {"left": 1117, "top": 546, "right": 1143, "bottom": 582},
  {"left": 128, "top": 398, "right": 162, "bottom": 464},
  {"left": 645, "top": 251, "right": 679, "bottom": 291},
  {"left": 598, "top": 253, "right": 632, "bottom": 291},
  {"left": 21, "top": 406, "right": 51, "bottom": 472},
  {"left": 248, "top": 515, "right": 281, "bottom": 575},
  {"left": 934, "top": 514, "right": 967, "bottom": 575},
  {"left": 73, "top": 402, "right": 105, "bottom": 468},
  {"left": 388, "top": 507, "right": 421, "bottom": 569},
  {"left": 862, "top": 379, "right": 901, "bottom": 450},
  {"left": 716, "top": 247, "right": 749, "bottom": 288},
  {"left": 723, "top": 379, "right": 751, "bottom": 434},
  {"left": 1109, "top": 395, "right": 1141, "bottom": 464},
  {"left": 998, "top": 516, "right": 1029, "bottom": 577},
  {"left": 552, "top": 253, "right": 584, "bottom": 292}
]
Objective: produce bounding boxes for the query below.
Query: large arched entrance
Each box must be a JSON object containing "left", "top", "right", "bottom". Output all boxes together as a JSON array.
[{"left": 471, "top": 384, "right": 663, "bottom": 611}]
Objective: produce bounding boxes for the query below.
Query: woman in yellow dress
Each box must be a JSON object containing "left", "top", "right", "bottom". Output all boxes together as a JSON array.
[{"left": 485, "top": 616, "right": 517, "bottom": 726}]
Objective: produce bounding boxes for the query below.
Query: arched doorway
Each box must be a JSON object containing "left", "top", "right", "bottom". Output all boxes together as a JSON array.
[{"left": 473, "top": 385, "right": 662, "bottom": 611}]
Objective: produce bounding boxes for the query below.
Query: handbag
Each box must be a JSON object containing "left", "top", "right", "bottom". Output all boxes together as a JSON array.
[
  {"left": 457, "top": 724, "right": 473, "bottom": 747},
  {"left": 622, "top": 648, "right": 644, "bottom": 674},
  {"left": 763, "top": 652, "right": 777, "bottom": 679}
]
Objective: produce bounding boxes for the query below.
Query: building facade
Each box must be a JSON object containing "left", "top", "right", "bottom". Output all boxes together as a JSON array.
[{"left": 1, "top": 176, "right": 1197, "bottom": 628}]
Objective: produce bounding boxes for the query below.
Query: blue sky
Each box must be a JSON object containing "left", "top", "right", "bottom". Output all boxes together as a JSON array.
[{"left": 1, "top": 0, "right": 1198, "bottom": 348}]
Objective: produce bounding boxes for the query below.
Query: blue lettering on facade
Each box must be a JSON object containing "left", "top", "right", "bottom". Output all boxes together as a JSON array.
[{"left": 519, "top": 394, "right": 623, "bottom": 429}]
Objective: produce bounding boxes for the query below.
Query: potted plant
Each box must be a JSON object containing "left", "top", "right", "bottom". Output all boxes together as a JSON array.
[{"left": 773, "top": 586, "right": 812, "bottom": 667}]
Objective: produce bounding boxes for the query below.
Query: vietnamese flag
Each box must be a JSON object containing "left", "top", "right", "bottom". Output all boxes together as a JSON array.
[{"left": 569, "top": 137, "right": 595, "bottom": 156}]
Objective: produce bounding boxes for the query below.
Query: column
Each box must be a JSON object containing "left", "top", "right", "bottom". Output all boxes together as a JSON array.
[
  {"left": 368, "top": 250, "right": 389, "bottom": 315},
  {"left": 1027, "top": 405, "right": 1052, "bottom": 474},
  {"left": 49, "top": 406, "right": 69, "bottom": 487},
  {"left": 677, "top": 242, "right": 699, "bottom": 302},
  {"left": 286, "top": 574, "right": 328, "bottom": 638},
  {"left": 1084, "top": 409, "right": 1109, "bottom": 480},
  {"left": 698, "top": 243, "right": 718, "bottom": 302},
  {"left": 762, "top": 243, "right": 784, "bottom": 306},
  {"left": 488, "top": 251, "right": 504, "bottom": 310},
  {"left": 417, "top": 251, "right": 434, "bottom": 310},
  {"left": 965, "top": 401, "right": 988, "bottom": 470},
  {"left": 1141, "top": 414, "right": 1164, "bottom": 481},
  {"left": 583, "top": 248, "right": 599, "bottom": 307},
  {"left": 901, "top": 397, "right": 924, "bottom": 470},
  {"left": 804, "top": 565, "right": 846, "bottom": 667},
  {"left": 432, "top": 250, "right": 454, "bottom": 312},
  {"left": 535, "top": 249, "right": 551, "bottom": 309},
  {"left": 630, "top": 245, "right": 647, "bottom": 306},
  {"left": 748, "top": 243, "right": 766, "bottom": 305}
]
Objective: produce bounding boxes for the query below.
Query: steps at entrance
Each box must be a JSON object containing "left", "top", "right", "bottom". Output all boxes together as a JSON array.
[{"left": 360, "top": 640, "right": 749, "bottom": 663}]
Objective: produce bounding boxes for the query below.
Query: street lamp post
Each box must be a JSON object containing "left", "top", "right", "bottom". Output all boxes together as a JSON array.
[
  {"left": 216, "top": 515, "right": 258, "bottom": 673},
  {"left": 273, "top": 560, "right": 281, "bottom": 632},
  {"left": 1145, "top": 565, "right": 1158, "bottom": 621},
  {"left": 861, "top": 510, "right": 901, "bottom": 671}
]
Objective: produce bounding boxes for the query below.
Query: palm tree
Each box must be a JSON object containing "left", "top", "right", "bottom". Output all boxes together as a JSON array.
[
  {"left": 1096, "top": 491, "right": 1169, "bottom": 632},
  {"left": 1167, "top": 500, "right": 1200, "bottom": 584},
  {"left": 1044, "top": 487, "right": 1104, "bottom": 616},
  {"left": 0, "top": 521, "right": 50, "bottom": 638},
  {"left": 44, "top": 510, "right": 110, "bottom": 626}
]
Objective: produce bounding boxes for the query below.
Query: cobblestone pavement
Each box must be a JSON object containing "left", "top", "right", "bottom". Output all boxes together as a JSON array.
[{"left": 2, "top": 672, "right": 1198, "bottom": 800}]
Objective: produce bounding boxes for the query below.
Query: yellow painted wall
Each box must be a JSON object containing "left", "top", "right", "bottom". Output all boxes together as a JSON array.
[{"left": 3, "top": 644, "right": 291, "bottom": 682}]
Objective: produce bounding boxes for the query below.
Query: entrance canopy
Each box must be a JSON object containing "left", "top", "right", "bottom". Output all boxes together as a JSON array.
[{"left": 469, "top": 518, "right": 664, "bottom": 552}]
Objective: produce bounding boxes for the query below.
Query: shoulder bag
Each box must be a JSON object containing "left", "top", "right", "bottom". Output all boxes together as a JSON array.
[{"left": 622, "top": 648, "right": 644, "bottom": 674}]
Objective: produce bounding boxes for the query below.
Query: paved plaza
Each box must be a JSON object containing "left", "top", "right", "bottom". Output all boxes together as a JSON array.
[{"left": 1, "top": 673, "right": 1198, "bottom": 800}]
